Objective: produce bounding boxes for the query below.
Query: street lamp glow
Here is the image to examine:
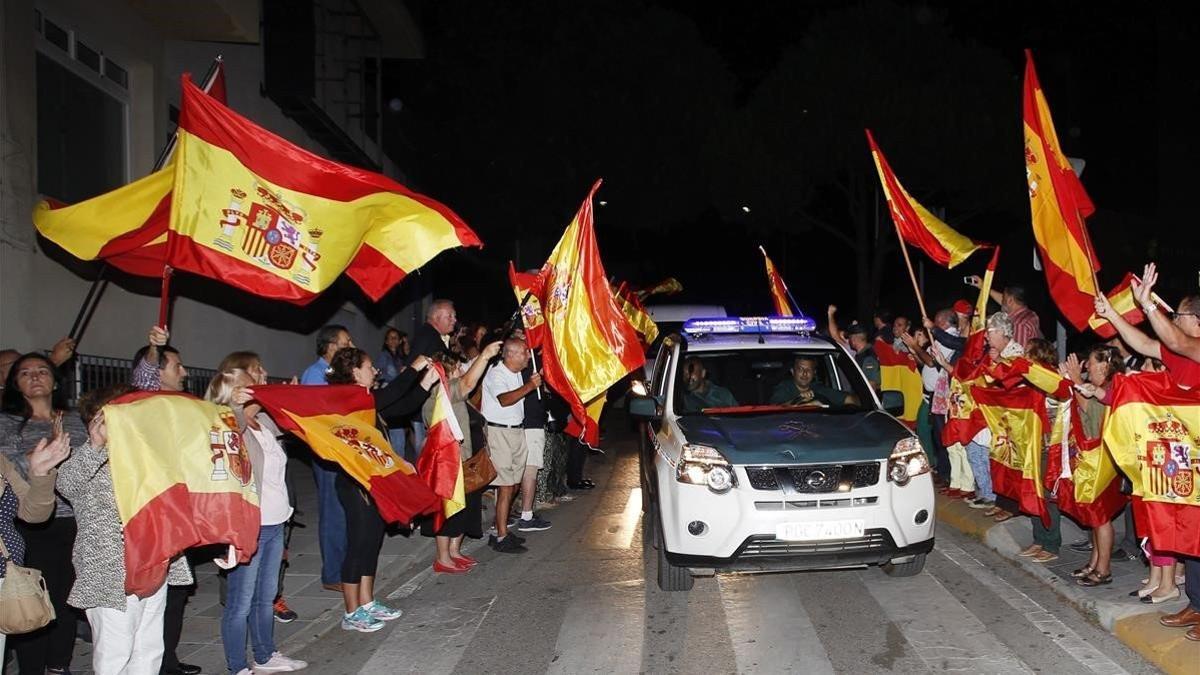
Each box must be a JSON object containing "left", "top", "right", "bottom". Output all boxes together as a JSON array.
[
  {"left": 598, "top": 200, "right": 608, "bottom": 206},
  {"left": 741, "top": 205, "right": 751, "bottom": 213}
]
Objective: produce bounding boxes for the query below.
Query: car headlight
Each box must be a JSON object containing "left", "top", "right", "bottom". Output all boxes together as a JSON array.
[
  {"left": 677, "top": 444, "right": 737, "bottom": 493},
  {"left": 887, "top": 437, "right": 930, "bottom": 486}
]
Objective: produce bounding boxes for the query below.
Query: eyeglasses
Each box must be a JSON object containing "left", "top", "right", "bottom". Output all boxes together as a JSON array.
[{"left": 1170, "top": 312, "right": 1199, "bottom": 321}]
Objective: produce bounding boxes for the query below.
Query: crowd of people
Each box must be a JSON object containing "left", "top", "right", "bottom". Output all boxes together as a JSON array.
[
  {"left": 828, "top": 262, "right": 1200, "bottom": 642},
  {"left": 0, "top": 298, "right": 601, "bottom": 674}
]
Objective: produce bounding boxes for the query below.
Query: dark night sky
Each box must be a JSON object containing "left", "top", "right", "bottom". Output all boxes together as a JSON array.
[{"left": 378, "top": 0, "right": 1196, "bottom": 337}]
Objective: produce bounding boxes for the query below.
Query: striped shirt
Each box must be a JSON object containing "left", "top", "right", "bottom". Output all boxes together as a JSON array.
[{"left": 1008, "top": 306, "right": 1042, "bottom": 350}]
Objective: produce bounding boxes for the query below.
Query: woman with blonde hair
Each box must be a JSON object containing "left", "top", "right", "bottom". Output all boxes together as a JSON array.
[{"left": 208, "top": 352, "right": 307, "bottom": 674}]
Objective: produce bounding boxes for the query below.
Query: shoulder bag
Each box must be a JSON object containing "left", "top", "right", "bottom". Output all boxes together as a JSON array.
[{"left": 0, "top": 515, "right": 55, "bottom": 634}]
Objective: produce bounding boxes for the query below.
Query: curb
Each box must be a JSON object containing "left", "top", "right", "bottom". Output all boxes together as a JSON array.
[{"left": 934, "top": 493, "right": 1199, "bottom": 675}]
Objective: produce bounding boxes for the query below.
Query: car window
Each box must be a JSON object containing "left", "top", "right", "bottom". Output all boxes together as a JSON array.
[
  {"left": 673, "top": 349, "right": 873, "bottom": 415},
  {"left": 651, "top": 337, "right": 674, "bottom": 398}
]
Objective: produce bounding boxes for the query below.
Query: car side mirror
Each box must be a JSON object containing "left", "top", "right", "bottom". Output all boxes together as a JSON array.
[
  {"left": 880, "top": 390, "right": 904, "bottom": 415},
  {"left": 628, "top": 394, "right": 662, "bottom": 421}
]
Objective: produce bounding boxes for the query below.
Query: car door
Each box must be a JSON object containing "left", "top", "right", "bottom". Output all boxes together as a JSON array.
[{"left": 640, "top": 337, "right": 676, "bottom": 505}]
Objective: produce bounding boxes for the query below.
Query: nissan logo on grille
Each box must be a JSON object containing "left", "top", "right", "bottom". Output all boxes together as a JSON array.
[{"left": 805, "top": 470, "right": 827, "bottom": 489}]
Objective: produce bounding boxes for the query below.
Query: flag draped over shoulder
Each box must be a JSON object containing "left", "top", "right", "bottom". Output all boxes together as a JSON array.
[
  {"left": 1088, "top": 273, "right": 1147, "bottom": 338},
  {"left": 415, "top": 364, "right": 466, "bottom": 530},
  {"left": 941, "top": 247, "right": 999, "bottom": 451},
  {"left": 1103, "top": 371, "right": 1200, "bottom": 557},
  {"left": 759, "top": 247, "right": 794, "bottom": 316},
  {"left": 251, "top": 384, "right": 439, "bottom": 523},
  {"left": 874, "top": 339, "right": 923, "bottom": 428},
  {"left": 613, "top": 282, "right": 659, "bottom": 346},
  {"left": 866, "top": 130, "right": 982, "bottom": 268},
  {"left": 103, "top": 391, "right": 261, "bottom": 597},
  {"left": 168, "top": 76, "right": 480, "bottom": 304},
  {"left": 972, "top": 385, "right": 1049, "bottom": 524},
  {"left": 508, "top": 261, "right": 546, "bottom": 349},
  {"left": 1045, "top": 399, "right": 1127, "bottom": 527},
  {"left": 536, "top": 180, "right": 645, "bottom": 446},
  {"left": 32, "top": 65, "right": 228, "bottom": 276},
  {"left": 1024, "top": 50, "right": 1099, "bottom": 331}
]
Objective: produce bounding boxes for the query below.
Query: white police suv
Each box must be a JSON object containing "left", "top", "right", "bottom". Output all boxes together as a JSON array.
[{"left": 629, "top": 316, "right": 935, "bottom": 591}]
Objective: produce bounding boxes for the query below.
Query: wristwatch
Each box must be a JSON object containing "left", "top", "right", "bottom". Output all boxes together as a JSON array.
[{"left": 1142, "top": 303, "right": 1157, "bottom": 314}]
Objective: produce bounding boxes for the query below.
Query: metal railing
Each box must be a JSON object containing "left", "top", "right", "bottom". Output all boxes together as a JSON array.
[{"left": 63, "top": 353, "right": 283, "bottom": 407}]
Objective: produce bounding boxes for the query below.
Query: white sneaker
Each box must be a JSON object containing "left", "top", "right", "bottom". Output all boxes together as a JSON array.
[
  {"left": 235, "top": 670, "right": 252, "bottom": 675},
  {"left": 255, "top": 651, "right": 308, "bottom": 672}
]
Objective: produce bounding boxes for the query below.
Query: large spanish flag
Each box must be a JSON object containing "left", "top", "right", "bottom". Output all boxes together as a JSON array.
[
  {"left": 251, "top": 384, "right": 439, "bottom": 524},
  {"left": 1044, "top": 399, "right": 1126, "bottom": 527},
  {"left": 1103, "top": 371, "right": 1200, "bottom": 557},
  {"left": 103, "top": 391, "right": 261, "bottom": 597},
  {"left": 415, "top": 364, "right": 466, "bottom": 530},
  {"left": 508, "top": 261, "right": 547, "bottom": 349},
  {"left": 972, "top": 385, "right": 1049, "bottom": 524},
  {"left": 168, "top": 75, "right": 480, "bottom": 303},
  {"left": 537, "top": 180, "right": 645, "bottom": 446},
  {"left": 32, "top": 64, "right": 227, "bottom": 276},
  {"left": 874, "top": 338, "right": 923, "bottom": 428},
  {"left": 613, "top": 281, "right": 659, "bottom": 346},
  {"left": 1024, "top": 51, "right": 1100, "bottom": 331},
  {"left": 866, "top": 129, "right": 982, "bottom": 268},
  {"left": 759, "top": 246, "right": 795, "bottom": 316}
]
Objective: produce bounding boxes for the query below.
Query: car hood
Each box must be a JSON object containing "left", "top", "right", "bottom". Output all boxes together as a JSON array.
[{"left": 676, "top": 410, "right": 909, "bottom": 464}]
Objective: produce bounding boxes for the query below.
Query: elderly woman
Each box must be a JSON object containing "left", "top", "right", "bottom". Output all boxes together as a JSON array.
[
  {"left": 208, "top": 352, "right": 307, "bottom": 675},
  {"left": 962, "top": 313, "right": 1025, "bottom": 512},
  {"left": 57, "top": 384, "right": 195, "bottom": 675},
  {"left": 0, "top": 413, "right": 68, "bottom": 658},
  {"left": 420, "top": 341, "right": 501, "bottom": 574},
  {"left": 326, "top": 347, "right": 438, "bottom": 632},
  {"left": 0, "top": 353, "right": 83, "bottom": 675}
]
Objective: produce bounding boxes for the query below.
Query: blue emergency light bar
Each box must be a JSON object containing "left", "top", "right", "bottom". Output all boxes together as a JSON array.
[{"left": 683, "top": 315, "right": 817, "bottom": 335}]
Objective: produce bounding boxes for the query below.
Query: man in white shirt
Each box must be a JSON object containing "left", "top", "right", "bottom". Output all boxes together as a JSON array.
[{"left": 481, "top": 338, "right": 542, "bottom": 553}]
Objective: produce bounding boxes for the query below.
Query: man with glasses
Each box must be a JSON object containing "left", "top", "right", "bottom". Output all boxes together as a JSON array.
[{"left": 1093, "top": 262, "right": 1200, "bottom": 642}]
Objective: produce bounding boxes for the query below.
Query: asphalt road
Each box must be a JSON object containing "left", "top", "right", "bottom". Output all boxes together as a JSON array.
[{"left": 295, "top": 424, "right": 1160, "bottom": 674}]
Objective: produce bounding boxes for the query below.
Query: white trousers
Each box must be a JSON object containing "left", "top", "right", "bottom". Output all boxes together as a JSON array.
[{"left": 85, "top": 583, "right": 168, "bottom": 675}]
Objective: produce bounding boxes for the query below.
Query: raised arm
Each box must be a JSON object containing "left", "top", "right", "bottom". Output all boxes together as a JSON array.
[
  {"left": 457, "top": 341, "right": 502, "bottom": 397},
  {"left": 1094, "top": 293, "right": 1162, "bottom": 360},
  {"left": 1134, "top": 263, "right": 1200, "bottom": 361}
]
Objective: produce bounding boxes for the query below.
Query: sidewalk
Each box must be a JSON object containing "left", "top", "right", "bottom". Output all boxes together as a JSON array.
[
  {"left": 65, "top": 455, "right": 461, "bottom": 673},
  {"left": 937, "top": 494, "right": 1199, "bottom": 675}
]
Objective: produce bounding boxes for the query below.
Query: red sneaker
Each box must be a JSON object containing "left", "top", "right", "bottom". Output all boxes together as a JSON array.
[
  {"left": 433, "top": 560, "right": 470, "bottom": 575},
  {"left": 943, "top": 489, "right": 961, "bottom": 497},
  {"left": 451, "top": 554, "right": 478, "bottom": 567}
]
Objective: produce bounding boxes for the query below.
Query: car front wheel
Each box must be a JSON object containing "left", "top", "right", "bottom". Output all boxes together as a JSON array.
[
  {"left": 654, "top": 503, "right": 694, "bottom": 592},
  {"left": 882, "top": 552, "right": 927, "bottom": 577}
]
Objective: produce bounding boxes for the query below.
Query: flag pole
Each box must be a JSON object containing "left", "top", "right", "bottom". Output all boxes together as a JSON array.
[
  {"left": 67, "top": 56, "right": 224, "bottom": 343},
  {"left": 891, "top": 220, "right": 930, "bottom": 324},
  {"left": 503, "top": 289, "right": 544, "bottom": 400},
  {"left": 157, "top": 266, "right": 174, "bottom": 329}
]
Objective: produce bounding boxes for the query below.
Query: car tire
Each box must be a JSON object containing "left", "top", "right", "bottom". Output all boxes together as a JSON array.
[
  {"left": 655, "top": 504, "right": 694, "bottom": 592},
  {"left": 882, "top": 552, "right": 926, "bottom": 578}
]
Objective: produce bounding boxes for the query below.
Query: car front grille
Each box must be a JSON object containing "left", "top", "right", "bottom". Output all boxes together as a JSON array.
[
  {"left": 745, "top": 462, "right": 880, "bottom": 493},
  {"left": 739, "top": 529, "right": 892, "bottom": 558}
]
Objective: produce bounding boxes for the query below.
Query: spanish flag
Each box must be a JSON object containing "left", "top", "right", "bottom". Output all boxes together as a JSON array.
[
  {"left": 251, "top": 384, "right": 439, "bottom": 524},
  {"left": 537, "top": 180, "right": 645, "bottom": 446},
  {"left": 103, "top": 391, "right": 261, "bottom": 597},
  {"left": 866, "top": 130, "right": 982, "bottom": 268},
  {"left": 987, "top": 357, "right": 1074, "bottom": 400},
  {"left": 635, "top": 277, "right": 683, "bottom": 300},
  {"left": 415, "top": 364, "right": 466, "bottom": 529},
  {"left": 508, "top": 261, "right": 546, "bottom": 349},
  {"left": 1103, "top": 371, "right": 1200, "bottom": 557},
  {"left": 167, "top": 75, "right": 480, "bottom": 303},
  {"left": 1088, "top": 273, "right": 1147, "bottom": 338},
  {"left": 1045, "top": 399, "right": 1126, "bottom": 528},
  {"left": 32, "top": 64, "right": 228, "bottom": 277},
  {"left": 759, "top": 246, "right": 795, "bottom": 316},
  {"left": 874, "top": 338, "right": 923, "bottom": 429},
  {"left": 972, "top": 385, "right": 1050, "bottom": 524},
  {"left": 613, "top": 281, "right": 659, "bottom": 346},
  {"left": 1024, "top": 51, "right": 1100, "bottom": 331},
  {"left": 941, "top": 248, "right": 998, "bottom": 449}
]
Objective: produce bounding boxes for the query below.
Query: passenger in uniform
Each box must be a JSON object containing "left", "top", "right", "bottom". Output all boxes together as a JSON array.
[{"left": 681, "top": 357, "right": 737, "bottom": 411}]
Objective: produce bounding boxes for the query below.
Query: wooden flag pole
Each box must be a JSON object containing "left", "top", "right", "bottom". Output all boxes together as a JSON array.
[
  {"left": 892, "top": 222, "right": 929, "bottom": 323},
  {"left": 157, "top": 266, "right": 174, "bottom": 329}
]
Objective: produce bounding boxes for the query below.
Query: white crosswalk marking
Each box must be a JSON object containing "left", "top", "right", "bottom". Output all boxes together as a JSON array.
[
  {"left": 719, "top": 574, "right": 837, "bottom": 674},
  {"left": 548, "top": 579, "right": 645, "bottom": 674},
  {"left": 936, "top": 541, "right": 1130, "bottom": 675},
  {"left": 863, "top": 570, "right": 1034, "bottom": 674},
  {"left": 356, "top": 596, "right": 496, "bottom": 674}
]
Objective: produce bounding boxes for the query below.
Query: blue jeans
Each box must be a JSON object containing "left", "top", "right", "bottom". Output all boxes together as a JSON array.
[
  {"left": 388, "top": 427, "right": 409, "bottom": 465},
  {"left": 411, "top": 420, "right": 427, "bottom": 455},
  {"left": 222, "top": 523, "right": 284, "bottom": 673},
  {"left": 312, "top": 460, "right": 347, "bottom": 585},
  {"left": 966, "top": 441, "right": 995, "bottom": 501}
]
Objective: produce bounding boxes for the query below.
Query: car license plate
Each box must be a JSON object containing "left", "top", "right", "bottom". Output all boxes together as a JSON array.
[{"left": 775, "top": 520, "right": 864, "bottom": 541}]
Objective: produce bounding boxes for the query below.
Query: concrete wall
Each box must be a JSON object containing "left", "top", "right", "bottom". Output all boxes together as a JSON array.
[{"left": 1, "top": 0, "right": 428, "bottom": 378}]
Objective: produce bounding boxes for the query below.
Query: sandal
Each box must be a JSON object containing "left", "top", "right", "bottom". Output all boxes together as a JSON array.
[
  {"left": 993, "top": 511, "right": 1015, "bottom": 523},
  {"left": 1077, "top": 571, "right": 1113, "bottom": 587},
  {"left": 1071, "top": 566, "right": 1094, "bottom": 578}
]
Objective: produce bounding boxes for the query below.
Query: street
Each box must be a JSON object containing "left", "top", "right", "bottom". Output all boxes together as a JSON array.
[{"left": 288, "top": 421, "right": 1159, "bottom": 675}]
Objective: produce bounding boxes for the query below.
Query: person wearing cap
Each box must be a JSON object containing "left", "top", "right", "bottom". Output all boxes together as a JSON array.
[{"left": 826, "top": 305, "right": 881, "bottom": 391}]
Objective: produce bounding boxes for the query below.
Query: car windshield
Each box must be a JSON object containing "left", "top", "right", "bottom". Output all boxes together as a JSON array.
[{"left": 673, "top": 349, "right": 873, "bottom": 416}]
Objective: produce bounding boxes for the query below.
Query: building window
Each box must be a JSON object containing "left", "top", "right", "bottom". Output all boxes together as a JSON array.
[{"left": 36, "top": 52, "right": 127, "bottom": 203}]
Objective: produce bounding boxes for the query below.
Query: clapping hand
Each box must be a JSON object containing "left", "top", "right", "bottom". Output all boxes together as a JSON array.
[
  {"left": 1059, "top": 353, "right": 1083, "bottom": 385},
  {"left": 28, "top": 433, "right": 71, "bottom": 476},
  {"left": 1131, "top": 262, "right": 1158, "bottom": 308}
]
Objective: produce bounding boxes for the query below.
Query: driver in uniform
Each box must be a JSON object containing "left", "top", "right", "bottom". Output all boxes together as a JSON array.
[{"left": 769, "top": 355, "right": 858, "bottom": 406}]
